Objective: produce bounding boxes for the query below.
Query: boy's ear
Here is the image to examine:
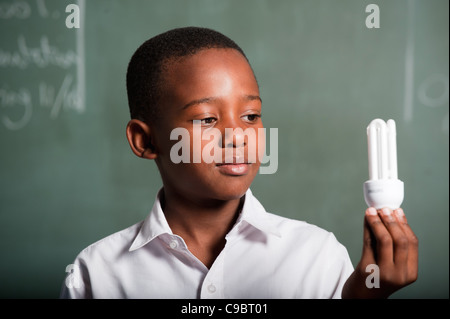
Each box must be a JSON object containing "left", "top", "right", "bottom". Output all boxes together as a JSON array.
[{"left": 126, "top": 119, "right": 158, "bottom": 159}]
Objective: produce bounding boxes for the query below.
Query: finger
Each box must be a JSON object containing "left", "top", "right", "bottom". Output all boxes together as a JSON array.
[
  {"left": 394, "top": 208, "right": 419, "bottom": 281},
  {"left": 365, "top": 208, "right": 394, "bottom": 267},
  {"left": 361, "top": 207, "right": 377, "bottom": 264},
  {"left": 394, "top": 208, "right": 419, "bottom": 248},
  {"left": 379, "top": 208, "right": 409, "bottom": 266}
]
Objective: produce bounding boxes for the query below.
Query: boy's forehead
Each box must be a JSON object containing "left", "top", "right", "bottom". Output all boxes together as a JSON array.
[
  {"left": 165, "top": 48, "right": 250, "bottom": 75},
  {"left": 162, "top": 48, "right": 258, "bottom": 96},
  {"left": 154, "top": 49, "right": 259, "bottom": 127}
]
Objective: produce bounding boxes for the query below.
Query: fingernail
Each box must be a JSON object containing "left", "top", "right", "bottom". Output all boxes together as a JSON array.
[
  {"left": 367, "top": 207, "right": 377, "bottom": 216},
  {"left": 395, "top": 208, "right": 405, "bottom": 216},
  {"left": 382, "top": 208, "right": 394, "bottom": 221},
  {"left": 395, "top": 208, "right": 405, "bottom": 220}
]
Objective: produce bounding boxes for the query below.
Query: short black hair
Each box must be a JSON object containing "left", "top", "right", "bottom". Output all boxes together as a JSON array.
[{"left": 126, "top": 26, "right": 249, "bottom": 123}]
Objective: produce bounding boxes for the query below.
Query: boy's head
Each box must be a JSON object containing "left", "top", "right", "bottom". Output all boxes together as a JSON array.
[{"left": 126, "top": 27, "right": 263, "bottom": 201}]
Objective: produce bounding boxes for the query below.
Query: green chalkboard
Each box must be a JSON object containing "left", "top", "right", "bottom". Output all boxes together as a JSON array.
[{"left": 1, "top": 0, "right": 448, "bottom": 298}]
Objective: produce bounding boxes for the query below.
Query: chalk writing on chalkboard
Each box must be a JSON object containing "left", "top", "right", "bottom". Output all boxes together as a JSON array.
[{"left": 0, "top": 0, "right": 85, "bottom": 131}]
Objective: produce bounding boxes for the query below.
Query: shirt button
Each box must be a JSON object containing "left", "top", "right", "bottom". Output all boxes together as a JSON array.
[
  {"left": 169, "top": 240, "right": 178, "bottom": 249},
  {"left": 207, "top": 284, "right": 216, "bottom": 293}
]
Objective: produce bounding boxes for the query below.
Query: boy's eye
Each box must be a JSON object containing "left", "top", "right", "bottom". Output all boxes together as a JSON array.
[
  {"left": 243, "top": 114, "right": 261, "bottom": 122},
  {"left": 200, "top": 117, "right": 216, "bottom": 125}
]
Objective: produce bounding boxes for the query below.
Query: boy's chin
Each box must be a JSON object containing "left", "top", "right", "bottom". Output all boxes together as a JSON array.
[
  {"left": 213, "top": 168, "right": 260, "bottom": 200},
  {"left": 207, "top": 180, "right": 253, "bottom": 201}
]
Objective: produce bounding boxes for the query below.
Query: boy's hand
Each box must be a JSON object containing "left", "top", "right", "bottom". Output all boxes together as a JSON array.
[{"left": 342, "top": 207, "right": 418, "bottom": 298}]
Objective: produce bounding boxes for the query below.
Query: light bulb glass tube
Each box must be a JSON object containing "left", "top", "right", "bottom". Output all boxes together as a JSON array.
[{"left": 367, "top": 119, "right": 398, "bottom": 181}]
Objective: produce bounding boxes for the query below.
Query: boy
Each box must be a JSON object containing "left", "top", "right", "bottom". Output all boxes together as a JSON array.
[{"left": 60, "top": 27, "right": 418, "bottom": 299}]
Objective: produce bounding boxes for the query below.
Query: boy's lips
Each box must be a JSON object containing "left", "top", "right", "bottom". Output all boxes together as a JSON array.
[{"left": 216, "top": 162, "right": 251, "bottom": 176}]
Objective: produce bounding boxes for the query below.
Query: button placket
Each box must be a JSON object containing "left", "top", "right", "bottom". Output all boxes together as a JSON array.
[{"left": 200, "top": 245, "right": 226, "bottom": 298}]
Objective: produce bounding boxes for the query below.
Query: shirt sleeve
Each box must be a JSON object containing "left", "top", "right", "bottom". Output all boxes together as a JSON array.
[{"left": 323, "top": 233, "right": 355, "bottom": 299}]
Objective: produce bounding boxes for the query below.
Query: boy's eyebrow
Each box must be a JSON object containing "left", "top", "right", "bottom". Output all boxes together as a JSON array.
[
  {"left": 181, "top": 94, "right": 262, "bottom": 110},
  {"left": 244, "top": 94, "right": 263, "bottom": 103},
  {"left": 182, "top": 97, "right": 217, "bottom": 109}
]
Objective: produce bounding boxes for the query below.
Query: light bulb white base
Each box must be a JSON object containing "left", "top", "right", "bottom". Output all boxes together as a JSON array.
[{"left": 363, "top": 179, "right": 404, "bottom": 210}]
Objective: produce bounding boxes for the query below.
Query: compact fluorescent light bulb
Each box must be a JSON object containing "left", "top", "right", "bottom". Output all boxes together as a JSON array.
[{"left": 363, "top": 119, "right": 404, "bottom": 209}]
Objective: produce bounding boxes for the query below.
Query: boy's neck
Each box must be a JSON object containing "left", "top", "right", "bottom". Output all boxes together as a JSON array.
[{"left": 160, "top": 188, "right": 243, "bottom": 268}]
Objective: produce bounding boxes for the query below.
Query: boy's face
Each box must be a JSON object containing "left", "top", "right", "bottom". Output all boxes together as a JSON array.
[{"left": 152, "top": 48, "right": 263, "bottom": 202}]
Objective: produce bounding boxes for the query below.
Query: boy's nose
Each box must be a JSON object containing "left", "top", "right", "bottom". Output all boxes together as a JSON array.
[
  {"left": 219, "top": 116, "right": 246, "bottom": 149},
  {"left": 222, "top": 128, "right": 245, "bottom": 148}
]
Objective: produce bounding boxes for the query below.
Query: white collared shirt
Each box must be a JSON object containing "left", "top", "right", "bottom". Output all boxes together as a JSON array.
[{"left": 60, "top": 189, "right": 354, "bottom": 299}]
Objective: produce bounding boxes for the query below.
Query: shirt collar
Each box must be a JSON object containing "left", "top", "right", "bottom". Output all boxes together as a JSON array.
[
  {"left": 129, "top": 188, "right": 280, "bottom": 252},
  {"left": 236, "top": 188, "right": 281, "bottom": 238},
  {"left": 129, "top": 189, "right": 173, "bottom": 251}
]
